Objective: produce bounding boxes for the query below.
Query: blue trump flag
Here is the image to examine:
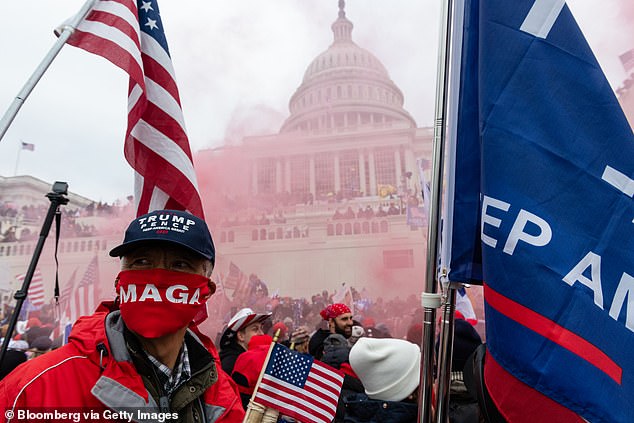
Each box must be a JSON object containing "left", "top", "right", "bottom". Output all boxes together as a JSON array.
[{"left": 443, "top": 0, "right": 634, "bottom": 421}]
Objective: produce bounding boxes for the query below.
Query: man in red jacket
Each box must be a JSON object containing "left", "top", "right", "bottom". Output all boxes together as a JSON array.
[{"left": 0, "top": 209, "right": 245, "bottom": 422}]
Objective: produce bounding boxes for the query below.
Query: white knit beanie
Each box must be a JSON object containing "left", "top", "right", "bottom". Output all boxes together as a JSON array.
[{"left": 349, "top": 337, "right": 421, "bottom": 402}]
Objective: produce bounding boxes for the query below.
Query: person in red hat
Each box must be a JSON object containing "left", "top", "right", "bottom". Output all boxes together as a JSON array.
[
  {"left": 308, "top": 303, "right": 353, "bottom": 359},
  {"left": 230, "top": 334, "right": 273, "bottom": 410},
  {"left": 219, "top": 307, "right": 271, "bottom": 374},
  {"left": 270, "top": 321, "right": 288, "bottom": 343}
]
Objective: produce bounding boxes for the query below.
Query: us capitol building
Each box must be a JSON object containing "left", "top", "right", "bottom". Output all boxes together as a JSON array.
[{"left": 195, "top": 1, "right": 433, "bottom": 299}]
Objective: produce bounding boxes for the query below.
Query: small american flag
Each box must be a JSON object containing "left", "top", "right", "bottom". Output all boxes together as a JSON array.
[
  {"left": 20, "top": 142, "right": 35, "bottom": 151},
  {"left": 253, "top": 343, "right": 344, "bottom": 423},
  {"left": 16, "top": 269, "right": 45, "bottom": 308},
  {"left": 65, "top": 0, "right": 204, "bottom": 218}
]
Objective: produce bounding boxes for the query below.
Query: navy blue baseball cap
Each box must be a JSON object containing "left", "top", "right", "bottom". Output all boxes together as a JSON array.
[{"left": 109, "top": 210, "right": 215, "bottom": 263}]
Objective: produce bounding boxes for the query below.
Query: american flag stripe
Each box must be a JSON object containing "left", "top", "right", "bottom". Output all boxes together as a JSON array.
[
  {"left": 131, "top": 121, "right": 195, "bottom": 178},
  {"left": 85, "top": 1, "right": 139, "bottom": 44},
  {"left": 139, "top": 33, "right": 178, "bottom": 83},
  {"left": 75, "top": 18, "right": 143, "bottom": 80},
  {"left": 259, "top": 376, "right": 338, "bottom": 415},
  {"left": 17, "top": 270, "right": 46, "bottom": 307},
  {"left": 87, "top": 11, "right": 138, "bottom": 43},
  {"left": 89, "top": 1, "right": 138, "bottom": 33},
  {"left": 309, "top": 363, "right": 345, "bottom": 395},
  {"left": 135, "top": 175, "right": 169, "bottom": 212},
  {"left": 141, "top": 101, "right": 187, "bottom": 144},
  {"left": 82, "top": 15, "right": 141, "bottom": 56},
  {"left": 67, "top": 0, "right": 204, "bottom": 217},
  {"left": 67, "top": 256, "right": 100, "bottom": 322},
  {"left": 127, "top": 138, "right": 199, "bottom": 199},
  {"left": 256, "top": 391, "right": 331, "bottom": 423},
  {"left": 59, "top": 270, "right": 77, "bottom": 314},
  {"left": 275, "top": 366, "right": 342, "bottom": 408},
  {"left": 304, "top": 378, "right": 340, "bottom": 403},
  {"left": 142, "top": 57, "right": 180, "bottom": 104}
]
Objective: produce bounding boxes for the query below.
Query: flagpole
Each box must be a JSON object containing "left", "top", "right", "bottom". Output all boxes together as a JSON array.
[
  {"left": 418, "top": 0, "right": 456, "bottom": 421},
  {"left": 13, "top": 142, "right": 22, "bottom": 176},
  {"left": 434, "top": 285, "right": 458, "bottom": 422},
  {"left": 0, "top": 0, "right": 97, "bottom": 142},
  {"left": 242, "top": 330, "right": 281, "bottom": 423}
]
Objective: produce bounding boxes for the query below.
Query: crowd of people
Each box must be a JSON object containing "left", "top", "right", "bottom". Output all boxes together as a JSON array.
[
  {"left": 0, "top": 200, "right": 134, "bottom": 243},
  {"left": 0, "top": 308, "right": 57, "bottom": 379},
  {"left": 216, "top": 189, "right": 371, "bottom": 215},
  {"left": 332, "top": 203, "right": 403, "bottom": 220},
  {"left": 0, "top": 209, "right": 484, "bottom": 423}
]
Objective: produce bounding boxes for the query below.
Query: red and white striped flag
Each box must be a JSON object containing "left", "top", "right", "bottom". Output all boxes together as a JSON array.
[
  {"left": 253, "top": 343, "right": 344, "bottom": 423},
  {"left": 64, "top": 0, "right": 204, "bottom": 218},
  {"left": 62, "top": 256, "right": 100, "bottom": 323},
  {"left": 16, "top": 269, "right": 46, "bottom": 308}
]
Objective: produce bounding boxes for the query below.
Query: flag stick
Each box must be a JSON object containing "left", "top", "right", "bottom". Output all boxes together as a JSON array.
[
  {"left": 241, "top": 329, "right": 282, "bottom": 423},
  {"left": 418, "top": 0, "right": 456, "bottom": 421},
  {"left": 0, "top": 0, "right": 97, "bottom": 142},
  {"left": 242, "top": 337, "right": 277, "bottom": 423},
  {"left": 13, "top": 142, "right": 22, "bottom": 176}
]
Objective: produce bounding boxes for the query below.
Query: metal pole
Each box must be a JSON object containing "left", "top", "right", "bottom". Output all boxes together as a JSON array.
[
  {"left": 418, "top": 0, "right": 455, "bottom": 421},
  {"left": 435, "top": 286, "right": 457, "bottom": 423},
  {"left": 13, "top": 143, "right": 22, "bottom": 176},
  {"left": 0, "top": 0, "right": 97, "bottom": 142}
]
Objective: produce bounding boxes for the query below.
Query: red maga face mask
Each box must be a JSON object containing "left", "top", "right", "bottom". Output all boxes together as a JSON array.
[{"left": 116, "top": 269, "right": 212, "bottom": 339}]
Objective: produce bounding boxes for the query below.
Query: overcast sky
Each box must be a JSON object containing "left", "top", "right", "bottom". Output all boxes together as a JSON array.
[{"left": 0, "top": 1, "right": 631, "bottom": 204}]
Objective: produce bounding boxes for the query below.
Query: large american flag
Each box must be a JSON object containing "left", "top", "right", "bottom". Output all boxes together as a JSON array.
[
  {"left": 253, "top": 343, "right": 344, "bottom": 423},
  {"left": 16, "top": 269, "right": 46, "bottom": 308},
  {"left": 65, "top": 0, "right": 204, "bottom": 217}
]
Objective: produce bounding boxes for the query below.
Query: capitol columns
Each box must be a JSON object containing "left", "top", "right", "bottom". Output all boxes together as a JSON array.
[
  {"left": 368, "top": 149, "right": 377, "bottom": 196},
  {"left": 275, "top": 159, "right": 283, "bottom": 193},
  {"left": 251, "top": 159, "right": 258, "bottom": 195},
  {"left": 309, "top": 155, "right": 316, "bottom": 198},
  {"left": 394, "top": 148, "right": 402, "bottom": 186},
  {"left": 334, "top": 153, "right": 341, "bottom": 193},
  {"left": 284, "top": 158, "right": 291, "bottom": 193},
  {"left": 358, "top": 150, "right": 366, "bottom": 196}
]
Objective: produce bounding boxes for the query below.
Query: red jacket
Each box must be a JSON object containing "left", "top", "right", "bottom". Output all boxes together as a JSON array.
[{"left": 0, "top": 303, "right": 244, "bottom": 423}]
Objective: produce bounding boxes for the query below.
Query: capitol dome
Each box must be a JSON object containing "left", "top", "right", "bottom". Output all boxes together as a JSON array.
[{"left": 280, "top": 1, "right": 416, "bottom": 133}]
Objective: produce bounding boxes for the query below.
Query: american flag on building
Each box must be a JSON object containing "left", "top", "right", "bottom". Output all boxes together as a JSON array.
[
  {"left": 64, "top": 0, "right": 204, "bottom": 217},
  {"left": 16, "top": 269, "right": 46, "bottom": 308},
  {"left": 253, "top": 343, "right": 344, "bottom": 423}
]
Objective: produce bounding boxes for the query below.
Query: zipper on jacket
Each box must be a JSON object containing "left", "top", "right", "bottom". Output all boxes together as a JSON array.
[
  {"left": 195, "top": 397, "right": 205, "bottom": 422},
  {"left": 96, "top": 343, "right": 108, "bottom": 370},
  {"left": 148, "top": 364, "right": 170, "bottom": 412},
  {"left": 159, "top": 396, "right": 170, "bottom": 412}
]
